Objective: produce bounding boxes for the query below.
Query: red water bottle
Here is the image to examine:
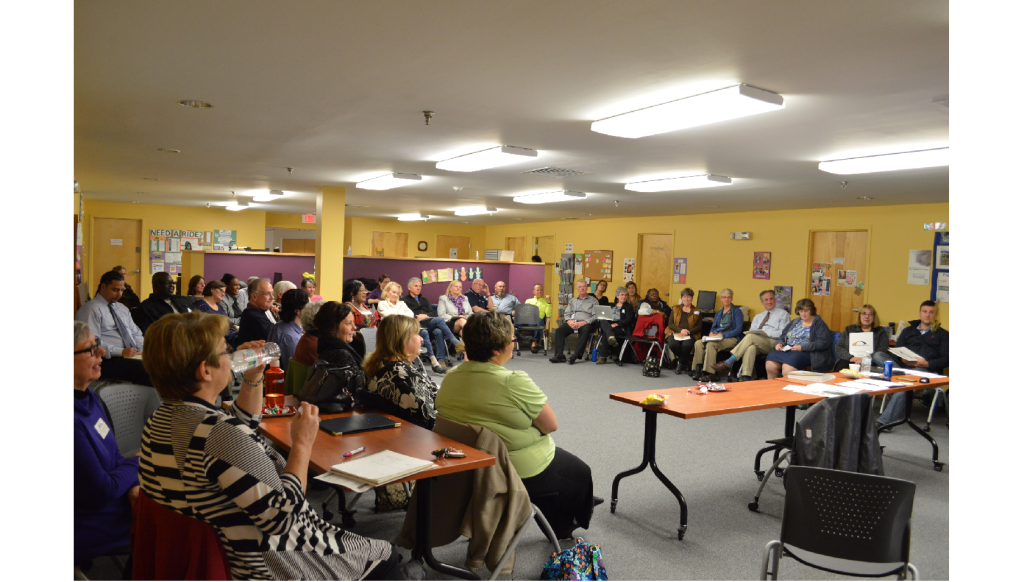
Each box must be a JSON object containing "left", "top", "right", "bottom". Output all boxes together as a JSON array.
[{"left": 263, "top": 360, "right": 285, "bottom": 408}]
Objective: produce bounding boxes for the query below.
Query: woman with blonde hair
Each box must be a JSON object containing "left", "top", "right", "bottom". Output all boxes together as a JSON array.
[
  {"left": 378, "top": 281, "right": 448, "bottom": 373},
  {"left": 834, "top": 303, "right": 889, "bottom": 372},
  {"left": 437, "top": 279, "right": 470, "bottom": 341},
  {"left": 360, "top": 315, "right": 440, "bottom": 429},
  {"left": 138, "top": 312, "right": 400, "bottom": 580}
]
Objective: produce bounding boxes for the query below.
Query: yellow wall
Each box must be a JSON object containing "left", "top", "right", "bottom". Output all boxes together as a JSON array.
[
  {"left": 484, "top": 203, "right": 949, "bottom": 325},
  {"left": 82, "top": 201, "right": 268, "bottom": 297},
  {"left": 346, "top": 217, "right": 487, "bottom": 258},
  {"left": 265, "top": 212, "right": 316, "bottom": 230}
]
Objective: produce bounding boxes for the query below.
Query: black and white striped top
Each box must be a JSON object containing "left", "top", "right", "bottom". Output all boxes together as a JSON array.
[{"left": 139, "top": 397, "right": 391, "bottom": 580}]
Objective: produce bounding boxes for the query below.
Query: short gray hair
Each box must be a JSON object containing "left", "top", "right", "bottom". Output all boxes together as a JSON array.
[
  {"left": 721, "top": 288, "right": 734, "bottom": 297},
  {"left": 247, "top": 276, "right": 260, "bottom": 285},
  {"left": 300, "top": 300, "right": 326, "bottom": 332},
  {"left": 615, "top": 286, "right": 627, "bottom": 296},
  {"left": 273, "top": 280, "right": 296, "bottom": 298},
  {"left": 407, "top": 277, "right": 422, "bottom": 287},
  {"left": 74, "top": 321, "right": 91, "bottom": 345},
  {"left": 248, "top": 277, "right": 271, "bottom": 298}
]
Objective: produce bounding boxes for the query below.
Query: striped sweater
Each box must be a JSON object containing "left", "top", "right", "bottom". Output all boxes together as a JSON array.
[{"left": 139, "top": 397, "right": 391, "bottom": 580}]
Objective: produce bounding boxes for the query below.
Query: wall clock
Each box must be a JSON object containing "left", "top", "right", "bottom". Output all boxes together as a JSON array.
[{"left": 417, "top": 240, "right": 428, "bottom": 252}]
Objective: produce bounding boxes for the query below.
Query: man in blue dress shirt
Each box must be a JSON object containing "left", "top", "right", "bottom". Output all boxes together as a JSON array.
[
  {"left": 75, "top": 270, "right": 151, "bottom": 386},
  {"left": 712, "top": 289, "right": 792, "bottom": 381},
  {"left": 491, "top": 281, "right": 520, "bottom": 319}
]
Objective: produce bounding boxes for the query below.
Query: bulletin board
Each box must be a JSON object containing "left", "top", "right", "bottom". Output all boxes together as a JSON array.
[
  {"left": 149, "top": 229, "right": 215, "bottom": 276},
  {"left": 583, "top": 250, "right": 614, "bottom": 284},
  {"left": 930, "top": 231, "right": 949, "bottom": 303}
]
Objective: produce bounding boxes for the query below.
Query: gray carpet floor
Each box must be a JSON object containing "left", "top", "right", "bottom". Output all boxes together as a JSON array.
[{"left": 318, "top": 352, "right": 950, "bottom": 580}]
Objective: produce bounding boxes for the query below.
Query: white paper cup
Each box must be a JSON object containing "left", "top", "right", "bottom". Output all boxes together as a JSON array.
[{"left": 849, "top": 363, "right": 861, "bottom": 373}]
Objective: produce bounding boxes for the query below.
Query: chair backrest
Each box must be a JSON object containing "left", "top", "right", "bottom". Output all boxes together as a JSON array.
[
  {"left": 359, "top": 327, "right": 378, "bottom": 354},
  {"left": 831, "top": 330, "right": 843, "bottom": 362},
  {"left": 131, "top": 491, "right": 232, "bottom": 580},
  {"left": 696, "top": 290, "right": 717, "bottom": 312},
  {"left": 780, "top": 466, "right": 916, "bottom": 577},
  {"left": 94, "top": 383, "right": 162, "bottom": 457},
  {"left": 513, "top": 303, "right": 541, "bottom": 326},
  {"left": 284, "top": 358, "right": 311, "bottom": 396}
]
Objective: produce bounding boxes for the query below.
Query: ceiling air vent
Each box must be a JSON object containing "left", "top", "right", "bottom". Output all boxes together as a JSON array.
[{"left": 521, "top": 167, "right": 588, "bottom": 177}]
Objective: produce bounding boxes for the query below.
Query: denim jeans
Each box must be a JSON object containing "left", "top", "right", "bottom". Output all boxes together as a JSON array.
[
  {"left": 874, "top": 352, "right": 908, "bottom": 425},
  {"left": 422, "top": 317, "right": 458, "bottom": 359}
]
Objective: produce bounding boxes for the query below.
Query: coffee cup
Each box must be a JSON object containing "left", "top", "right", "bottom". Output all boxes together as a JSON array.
[{"left": 849, "top": 363, "right": 861, "bottom": 373}]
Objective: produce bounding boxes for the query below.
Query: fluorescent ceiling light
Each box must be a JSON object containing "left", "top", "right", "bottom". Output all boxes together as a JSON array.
[
  {"left": 624, "top": 174, "right": 732, "bottom": 192},
  {"left": 436, "top": 146, "right": 538, "bottom": 172},
  {"left": 453, "top": 206, "right": 498, "bottom": 216},
  {"left": 397, "top": 213, "right": 429, "bottom": 221},
  {"left": 513, "top": 190, "right": 587, "bottom": 204},
  {"left": 591, "top": 84, "right": 785, "bottom": 139},
  {"left": 818, "top": 148, "right": 949, "bottom": 175},
  {"left": 356, "top": 173, "right": 422, "bottom": 190},
  {"left": 252, "top": 189, "right": 286, "bottom": 202},
  {"left": 226, "top": 201, "right": 249, "bottom": 211}
]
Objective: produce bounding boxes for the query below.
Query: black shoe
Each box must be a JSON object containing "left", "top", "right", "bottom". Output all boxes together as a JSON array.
[
  {"left": 568, "top": 356, "right": 576, "bottom": 365},
  {"left": 740, "top": 375, "right": 752, "bottom": 382},
  {"left": 674, "top": 361, "right": 684, "bottom": 375},
  {"left": 690, "top": 366, "right": 702, "bottom": 380},
  {"left": 727, "top": 375, "right": 738, "bottom": 383},
  {"left": 549, "top": 355, "right": 566, "bottom": 363},
  {"left": 592, "top": 496, "right": 605, "bottom": 507}
]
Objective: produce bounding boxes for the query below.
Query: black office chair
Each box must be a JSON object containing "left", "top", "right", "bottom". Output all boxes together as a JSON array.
[
  {"left": 760, "top": 466, "right": 918, "bottom": 580},
  {"left": 512, "top": 303, "right": 546, "bottom": 355}
]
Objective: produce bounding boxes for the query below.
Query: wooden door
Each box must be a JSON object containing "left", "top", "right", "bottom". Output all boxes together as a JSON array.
[
  {"left": 535, "top": 236, "right": 554, "bottom": 264},
  {"left": 437, "top": 235, "right": 471, "bottom": 260},
  {"left": 93, "top": 217, "right": 142, "bottom": 292},
  {"left": 283, "top": 238, "right": 315, "bottom": 254},
  {"left": 637, "top": 233, "right": 673, "bottom": 298},
  {"left": 504, "top": 237, "right": 526, "bottom": 262},
  {"left": 371, "top": 231, "right": 409, "bottom": 257},
  {"left": 808, "top": 230, "right": 869, "bottom": 330}
]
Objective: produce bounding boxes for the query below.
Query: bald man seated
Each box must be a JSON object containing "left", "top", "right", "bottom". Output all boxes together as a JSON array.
[
  {"left": 133, "top": 272, "right": 195, "bottom": 334},
  {"left": 491, "top": 281, "right": 520, "bottom": 319},
  {"left": 464, "top": 278, "right": 495, "bottom": 313}
]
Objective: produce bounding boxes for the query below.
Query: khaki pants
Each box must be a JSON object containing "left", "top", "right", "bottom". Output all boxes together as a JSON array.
[
  {"left": 693, "top": 337, "right": 739, "bottom": 370},
  {"left": 730, "top": 333, "right": 776, "bottom": 377}
]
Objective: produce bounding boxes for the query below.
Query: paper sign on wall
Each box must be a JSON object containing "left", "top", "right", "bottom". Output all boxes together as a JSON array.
[
  {"left": 111, "top": 239, "right": 123, "bottom": 246},
  {"left": 565, "top": 243, "right": 573, "bottom": 253},
  {"left": 674, "top": 258, "right": 687, "bottom": 284},
  {"left": 908, "top": 250, "right": 931, "bottom": 285},
  {"left": 623, "top": 258, "right": 635, "bottom": 282}
]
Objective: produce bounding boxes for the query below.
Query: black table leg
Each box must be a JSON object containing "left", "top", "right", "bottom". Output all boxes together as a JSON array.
[
  {"left": 611, "top": 409, "right": 688, "bottom": 540},
  {"left": 878, "top": 393, "right": 945, "bottom": 471},
  {"left": 753, "top": 406, "right": 797, "bottom": 480},
  {"left": 412, "top": 478, "right": 480, "bottom": 579}
]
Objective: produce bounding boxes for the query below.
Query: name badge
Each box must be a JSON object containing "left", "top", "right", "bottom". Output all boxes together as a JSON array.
[{"left": 95, "top": 417, "right": 110, "bottom": 439}]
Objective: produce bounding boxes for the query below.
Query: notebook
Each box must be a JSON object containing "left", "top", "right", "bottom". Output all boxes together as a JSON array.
[
  {"left": 319, "top": 413, "right": 401, "bottom": 436},
  {"left": 329, "top": 450, "right": 434, "bottom": 486}
]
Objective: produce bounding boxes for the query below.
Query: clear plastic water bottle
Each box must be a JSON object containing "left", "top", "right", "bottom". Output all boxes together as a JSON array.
[{"left": 230, "top": 343, "right": 281, "bottom": 373}]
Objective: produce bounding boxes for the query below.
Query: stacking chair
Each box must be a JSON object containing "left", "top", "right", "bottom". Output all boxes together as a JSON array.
[
  {"left": 512, "top": 303, "right": 547, "bottom": 356},
  {"left": 94, "top": 383, "right": 162, "bottom": 457},
  {"left": 760, "top": 466, "right": 918, "bottom": 580},
  {"left": 131, "top": 491, "right": 232, "bottom": 580},
  {"left": 617, "top": 313, "right": 666, "bottom": 367},
  {"left": 878, "top": 385, "right": 948, "bottom": 433},
  {"left": 284, "top": 358, "right": 311, "bottom": 396}
]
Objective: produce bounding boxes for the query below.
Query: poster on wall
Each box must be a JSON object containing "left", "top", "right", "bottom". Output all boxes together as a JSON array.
[
  {"left": 437, "top": 268, "right": 453, "bottom": 283},
  {"left": 623, "top": 258, "right": 635, "bottom": 282},
  {"left": 908, "top": 250, "right": 932, "bottom": 285},
  {"left": 673, "top": 258, "right": 687, "bottom": 284},
  {"left": 845, "top": 270, "right": 857, "bottom": 286},
  {"left": 936, "top": 245, "right": 949, "bottom": 270},
  {"left": 774, "top": 286, "right": 793, "bottom": 313},
  {"left": 936, "top": 272, "right": 949, "bottom": 302},
  {"left": 214, "top": 229, "right": 238, "bottom": 251},
  {"left": 837, "top": 269, "right": 847, "bottom": 286},
  {"left": 753, "top": 252, "right": 771, "bottom": 280}
]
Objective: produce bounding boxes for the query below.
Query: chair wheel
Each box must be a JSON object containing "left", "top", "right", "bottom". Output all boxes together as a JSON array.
[
  {"left": 755, "top": 471, "right": 765, "bottom": 482},
  {"left": 323, "top": 509, "right": 334, "bottom": 521},
  {"left": 923, "top": 423, "right": 931, "bottom": 432},
  {"left": 341, "top": 513, "right": 357, "bottom": 528},
  {"left": 748, "top": 502, "right": 759, "bottom": 512},
  {"left": 616, "top": 360, "right": 623, "bottom": 367},
  {"left": 934, "top": 462, "right": 944, "bottom": 472},
  {"left": 609, "top": 500, "right": 617, "bottom": 514},
  {"left": 775, "top": 468, "right": 785, "bottom": 478}
]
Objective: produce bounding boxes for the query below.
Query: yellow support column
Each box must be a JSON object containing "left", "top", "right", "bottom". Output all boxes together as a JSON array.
[{"left": 315, "top": 186, "right": 346, "bottom": 301}]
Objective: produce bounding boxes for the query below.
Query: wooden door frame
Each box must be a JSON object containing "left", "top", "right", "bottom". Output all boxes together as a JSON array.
[
  {"left": 636, "top": 232, "right": 674, "bottom": 295},
  {"left": 805, "top": 227, "right": 873, "bottom": 317}
]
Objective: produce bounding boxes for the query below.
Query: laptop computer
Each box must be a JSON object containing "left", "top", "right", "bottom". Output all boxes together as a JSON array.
[{"left": 595, "top": 305, "right": 614, "bottom": 320}]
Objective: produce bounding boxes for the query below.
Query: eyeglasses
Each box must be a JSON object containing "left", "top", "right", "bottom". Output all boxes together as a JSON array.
[{"left": 74, "top": 341, "right": 102, "bottom": 356}]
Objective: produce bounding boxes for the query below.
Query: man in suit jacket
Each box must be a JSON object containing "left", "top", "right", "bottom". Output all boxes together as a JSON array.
[{"left": 133, "top": 272, "right": 195, "bottom": 333}]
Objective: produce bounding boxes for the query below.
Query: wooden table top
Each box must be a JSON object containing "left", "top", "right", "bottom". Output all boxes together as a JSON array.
[
  {"left": 259, "top": 409, "right": 495, "bottom": 482},
  {"left": 610, "top": 374, "right": 950, "bottom": 420}
]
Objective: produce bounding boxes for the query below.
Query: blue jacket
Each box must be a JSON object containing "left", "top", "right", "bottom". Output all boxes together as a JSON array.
[
  {"left": 778, "top": 315, "right": 835, "bottom": 372},
  {"left": 74, "top": 389, "right": 139, "bottom": 564},
  {"left": 710, "top": 306, "right": 744, "bottom": 339}
]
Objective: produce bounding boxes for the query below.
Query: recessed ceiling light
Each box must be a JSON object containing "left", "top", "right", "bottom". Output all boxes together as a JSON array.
[
  {"left": 131, "top": 201, "right": 141, "bottom": 204},
  {"left": 143, "top": 177, "right": 159, "bottom": 181},
  {"left": 454, "top": 206, "right": 497, "bottom": 216},
  {"left": 135, "top": 192, "right": 147, "bottom": 195},
  {"left": 819, "top": 148, "right": 949, "bottom": 175},
  {"left": 356, "top": 173, "right": 421, "bottom": 190},
  {"left": 397, "top": 214, "right": 429, "bottom": 221},
  {"left": 857, "top": 196, "right": 875, "bottom": 200},
  {"left": 436, "top": 146, "right": 538, "bottom": 172},
  {"left": 226, "top": 201, "right": 249, "bottom": 211},
  {"left": 625, "top": 174, "right": 732, "bottom": 192},
  {"left": 562, "top": 217, "right": 579, "bottom": 220},
  {"left": 178, "top": 100, "right": 213, "bottom": 108},
  {"left": 513, "top": 190, "right": 587, "bottom": 204},
  {"left": 156, "top": 148, "right": 180, "bottom": 153},
  {"left": 345, "top": 204, "right": 366, "bottom": 208},
  {"left": 252, "top": 189, "right": 286, "bottom": 202},
  {"left": 591, "top": 84, "right": 785, "bottom": 138}
]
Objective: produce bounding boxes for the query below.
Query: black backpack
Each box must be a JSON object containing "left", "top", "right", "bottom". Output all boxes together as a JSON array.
[
  {"left": 298, "top": 357, "right": 360, "bottom": 414},
  {"left": 642, "top": 352, "right": 661, "bottom": 377}
]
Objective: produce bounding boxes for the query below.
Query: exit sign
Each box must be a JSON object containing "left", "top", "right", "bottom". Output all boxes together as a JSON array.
[{"left": 302, "top": 214, "right": 316, "bottom": 224}]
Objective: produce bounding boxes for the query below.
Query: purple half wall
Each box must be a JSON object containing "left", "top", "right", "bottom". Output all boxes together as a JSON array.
[
  {"left": 344, "top": 257, "right": 545, "bottom": 303},
  {"left": 203, "top": 253, "right": 315, "bottom": 287}
]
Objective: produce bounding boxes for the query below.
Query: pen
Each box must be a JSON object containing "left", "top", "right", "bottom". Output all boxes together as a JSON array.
[{"left": 342, "top": 446, "right": 365, "bottom": 458}]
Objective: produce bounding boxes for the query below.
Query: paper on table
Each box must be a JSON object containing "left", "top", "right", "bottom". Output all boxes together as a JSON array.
[
  {"left": 836, "top": 380, "right": 888, "bottom": 392},
  {"left": 893, "top": 368, "right": 946, "bottom": 378},
  {"left": 782, "top": 383, "right": 862, "bottom": 397},
  {"left": 314, "top": 472, "right": 373, "bottom": 493},
  {"left": 855, "top": 378, "right": 909, "bottom": 389}
]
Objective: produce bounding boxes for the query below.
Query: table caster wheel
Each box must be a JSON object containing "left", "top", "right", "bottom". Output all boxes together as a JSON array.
[
  {"left": 934, "top": 462, "right": 944, "bottom": 472},
  {"left": 609, "top": 500, "right": 617, "bottom": 514},
  {"left": 755, "top": 471, "right": 765, "bottom": 482},
  {"left": 748, "top": 502, "right": 759, "bottom": 512}
]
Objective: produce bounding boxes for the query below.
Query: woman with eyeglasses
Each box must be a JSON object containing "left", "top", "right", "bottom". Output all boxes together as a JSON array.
[
  {"left": 139, "top": 312, "right": 401, "bottom": 580},
  {"left": 74, "top": 321, "right": 140, "bottom": 569},
  {"left": 834, "top": 303, "right": 888, "bottom": 372}
]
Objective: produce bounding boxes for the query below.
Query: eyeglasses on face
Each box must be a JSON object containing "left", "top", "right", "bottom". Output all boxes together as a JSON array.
[{"left": 74, "top": 341, "right": 102, "bottom": 356}]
